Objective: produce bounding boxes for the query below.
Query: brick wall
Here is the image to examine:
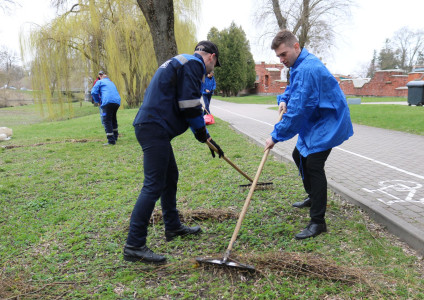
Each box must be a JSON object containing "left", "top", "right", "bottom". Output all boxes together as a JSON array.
[
  {"left": 254, "top": 62, "right": 288, "bottom": 95},
  {"left": 339, "top": 70, "right": 411, "bottom": 97},
  {"left": 255, "top": 62, "right": 424, "bottom": 98}
]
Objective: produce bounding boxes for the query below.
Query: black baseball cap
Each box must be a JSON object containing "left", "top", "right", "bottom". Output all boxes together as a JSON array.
[{"left": 194, "top": 41, "right": 221, "bottom": 67}]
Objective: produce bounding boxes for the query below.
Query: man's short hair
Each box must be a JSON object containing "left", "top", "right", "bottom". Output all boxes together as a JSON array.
[{"left": 271, "top": 30, "right": 299, "bottom": 50}]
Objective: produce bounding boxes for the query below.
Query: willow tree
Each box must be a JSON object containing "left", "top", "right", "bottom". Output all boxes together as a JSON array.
[{"left": 22, "top": 0, "right": 200, "bottom": 120}]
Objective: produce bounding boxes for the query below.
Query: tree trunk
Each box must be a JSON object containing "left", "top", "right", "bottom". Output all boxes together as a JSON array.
[
  {"left": 136, "top": 0, "right": 178, "bottom": 66},
  {"left": 271, "top": 0, "right": 287, "bottom": 29},
  {"left": 298, "top": 0, "right": 310, "bottom": 48}
]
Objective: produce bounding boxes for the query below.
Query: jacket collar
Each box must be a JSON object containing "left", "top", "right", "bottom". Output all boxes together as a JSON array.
[
  {"left": 193, "top": 53, "right": 205, "bottom": 64},
  {"left": 291, "top": 48, "right": 309, "bottom": 70}
]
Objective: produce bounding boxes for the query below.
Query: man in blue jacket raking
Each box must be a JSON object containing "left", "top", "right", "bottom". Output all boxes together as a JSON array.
[
  {"left": 123, "top": 41, "right": 224, "bottom": 264},
  {"left": 265, "top": 30, "right": 353, "bottom": 240},
  {"left": 91, "top": 73, "right": 121, "bottom": 145}
]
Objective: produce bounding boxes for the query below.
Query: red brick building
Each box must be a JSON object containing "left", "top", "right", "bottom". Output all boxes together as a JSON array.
[
  {"left": 254, "top": 62, "right": 289, "bottom": 95},
  {"left": 254, "top": 62, "right": 424, "bottom": 97}
]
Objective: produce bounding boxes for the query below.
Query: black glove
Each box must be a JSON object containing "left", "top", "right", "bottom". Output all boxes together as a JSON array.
[
  {"left": 209, "top": 139, "right": 224, "bottom": 158},
  {"left": 194, "top": 126, "right": 209, "bottom": 143}
]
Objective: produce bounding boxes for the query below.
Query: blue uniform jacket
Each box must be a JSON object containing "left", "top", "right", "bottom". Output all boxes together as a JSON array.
[
  {"left": 133, "top": 53, "right": 207, "bottom": 140},
  {"left": 91, "top": 78, "right": 121, "bottom": 108},
  {"left": 272, "top": 48, "right": 353, "bottom": 157},
  {"left": 202, "top": 76, "right": 216, "bottom": 95}
]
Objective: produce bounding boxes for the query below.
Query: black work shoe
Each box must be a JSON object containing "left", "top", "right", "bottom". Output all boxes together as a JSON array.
[
  {"left": 295, "top": 222, "right": 327, "bottom": 240},
  {"left": 292, "top": 197, "right": 311, "bottom": 208},
  {"left": 165, "top": 225, "right": 202, "bottom": 241},
  {"left": 123, "top": 244, "right": 166, "bottom": 264}
]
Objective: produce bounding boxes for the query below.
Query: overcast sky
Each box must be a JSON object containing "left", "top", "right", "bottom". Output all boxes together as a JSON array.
[{"left": 1, "top": 0, "right": 423, "bottom": 76}]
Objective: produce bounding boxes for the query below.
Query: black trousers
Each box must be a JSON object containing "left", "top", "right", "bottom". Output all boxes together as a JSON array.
[
  {"left": 102, "top": 103, "right": 120, "bottom": 144},
  {"left": 126, "top": 123, "right": 181, "bottom": 247},
  {"left": 292, "top": 147, "right": 332, "bottom": 224}
]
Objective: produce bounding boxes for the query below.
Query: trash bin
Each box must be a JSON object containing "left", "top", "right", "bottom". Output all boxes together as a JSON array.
[{"left": 406, "top": 81, "right": 424, "bottom": 106}]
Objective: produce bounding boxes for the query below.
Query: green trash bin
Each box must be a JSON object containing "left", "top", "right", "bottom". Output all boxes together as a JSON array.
[{"left": 406, "top": 81, "right": 424, "bottom": 106}]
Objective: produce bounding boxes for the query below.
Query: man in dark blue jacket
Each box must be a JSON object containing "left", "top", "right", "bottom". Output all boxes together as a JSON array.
[
  {"left": 124, "top": 41, "right": 224, "bottom": 264},
  {"left": 265, "top": 30, "right": 353, "bottom": 240}
]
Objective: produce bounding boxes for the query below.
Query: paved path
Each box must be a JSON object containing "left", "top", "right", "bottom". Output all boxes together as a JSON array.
[{"left": 210, "top": 99, "right": 424, "bottom": 254}]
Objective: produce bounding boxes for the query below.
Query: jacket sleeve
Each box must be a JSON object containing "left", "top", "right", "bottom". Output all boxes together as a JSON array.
[
  {"left": 177, "top": 59, "right": 206, "bottom": 131},
  {"left": 277, "top": 85, "right": 291, "bottom": 105},
  {"left": 211, "top": 78, "right": 216, "bottom": 91},
  {"left": 91, "top": 81, "right": 101, "bottom": 103},
  {"left": 271, "top": 67, "right": 320, "bottom": 143}
]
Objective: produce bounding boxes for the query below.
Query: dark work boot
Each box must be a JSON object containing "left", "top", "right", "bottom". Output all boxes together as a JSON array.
[
  {"left": 123, "top": 244, "right": 166, "bottom": 264},
  {"left": 165, "top": 225, "right": 202, "bottom": 241},
  {"left": 292, "top": 197, "right": 311, "bottom": 208}
]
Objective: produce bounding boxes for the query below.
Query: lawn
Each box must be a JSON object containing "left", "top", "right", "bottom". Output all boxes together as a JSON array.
[{"left": 1, "top": 104, "right": 424, "bottom": 298}]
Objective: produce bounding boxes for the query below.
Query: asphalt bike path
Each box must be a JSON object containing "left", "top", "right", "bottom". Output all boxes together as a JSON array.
[{"left": 209, "top": 99, "right": 424, "bottom": 254}]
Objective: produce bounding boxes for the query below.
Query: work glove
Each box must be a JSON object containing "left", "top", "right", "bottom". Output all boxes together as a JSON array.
[
  {"left": 194, "top": 126, "right": 210, "bottom": 143},
  {"left": 209, "top": 139, "right": 224, "bottom": 158}
]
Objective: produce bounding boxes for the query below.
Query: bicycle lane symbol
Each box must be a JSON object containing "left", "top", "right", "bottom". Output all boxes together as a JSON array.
[{"left": 362, "top": 180, "right": 424, "bottom": 205}]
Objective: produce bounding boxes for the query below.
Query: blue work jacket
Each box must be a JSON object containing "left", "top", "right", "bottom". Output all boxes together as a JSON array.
[
  {"left": 202, "top": 76, "right": 216, "bottom": 95},
  {"left": 91, "top": 78, "right": 121, "bottom": 108},
  {"left": 272, "top": 48, "right": 353, "bottom": 157},
  {"left": 133, "top": 53, "right": 207, "bottom": 140}
]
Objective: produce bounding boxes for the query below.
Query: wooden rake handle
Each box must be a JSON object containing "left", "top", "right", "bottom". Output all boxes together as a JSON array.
[
  {"left": 206, "top": 140, "right": 254, "bottom": 183},
  {"left": 224, "top": 110, "right": 284, "bottom": 259}
]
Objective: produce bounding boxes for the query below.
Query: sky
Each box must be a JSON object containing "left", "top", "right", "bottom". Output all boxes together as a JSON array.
[{"left": 1, "top": 0, "right": 423, "bottom": 76}]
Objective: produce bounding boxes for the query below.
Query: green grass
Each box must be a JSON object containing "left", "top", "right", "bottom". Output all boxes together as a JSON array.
[
  {"left": 349, "top": 104, "right": 424, "bottom": 135},
  {"left": 358, "top": 96, "right": 407, "bottom": 103},
  {"left": 1, "top": 105, "right": 424, "bottom": 298},
  {"left": 1, "top": 101, "right": 99, "bottom": 127}
]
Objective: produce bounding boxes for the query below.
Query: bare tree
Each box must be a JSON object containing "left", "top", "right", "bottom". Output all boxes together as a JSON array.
[
  {"left": 0, "top": 0, "right": 18, "bottom": 13},
  {"left": 0, "top": 46, "right": 24, "bottom": 87},
  {"left": 255, "top": 0, "right": 354, "bottom": 55},
  {"left": 392, "top": 27, "right": 424, "bottom": 72}
]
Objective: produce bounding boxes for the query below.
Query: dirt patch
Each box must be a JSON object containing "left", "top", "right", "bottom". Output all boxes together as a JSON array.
[{"left": 2, "top": 139, "right": 103, "bottom": 149}]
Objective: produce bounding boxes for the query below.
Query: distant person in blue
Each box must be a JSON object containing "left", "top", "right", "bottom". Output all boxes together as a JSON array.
[
  {"left": 201, "top": 70, "right": 216, "bottom": 114},
  {"left": 123, "top": 41, "right": 224, "bottom": 264},
  {"left": 91, "top": 72, "right": 121, "bottom": 145},
  {"left": 264, "top": 30, "right": 353, "bottom": 240}
]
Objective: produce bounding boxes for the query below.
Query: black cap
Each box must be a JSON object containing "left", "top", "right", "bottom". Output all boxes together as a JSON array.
[{"left": 194, "top": 41, "right": 221, "bottom": 67}]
